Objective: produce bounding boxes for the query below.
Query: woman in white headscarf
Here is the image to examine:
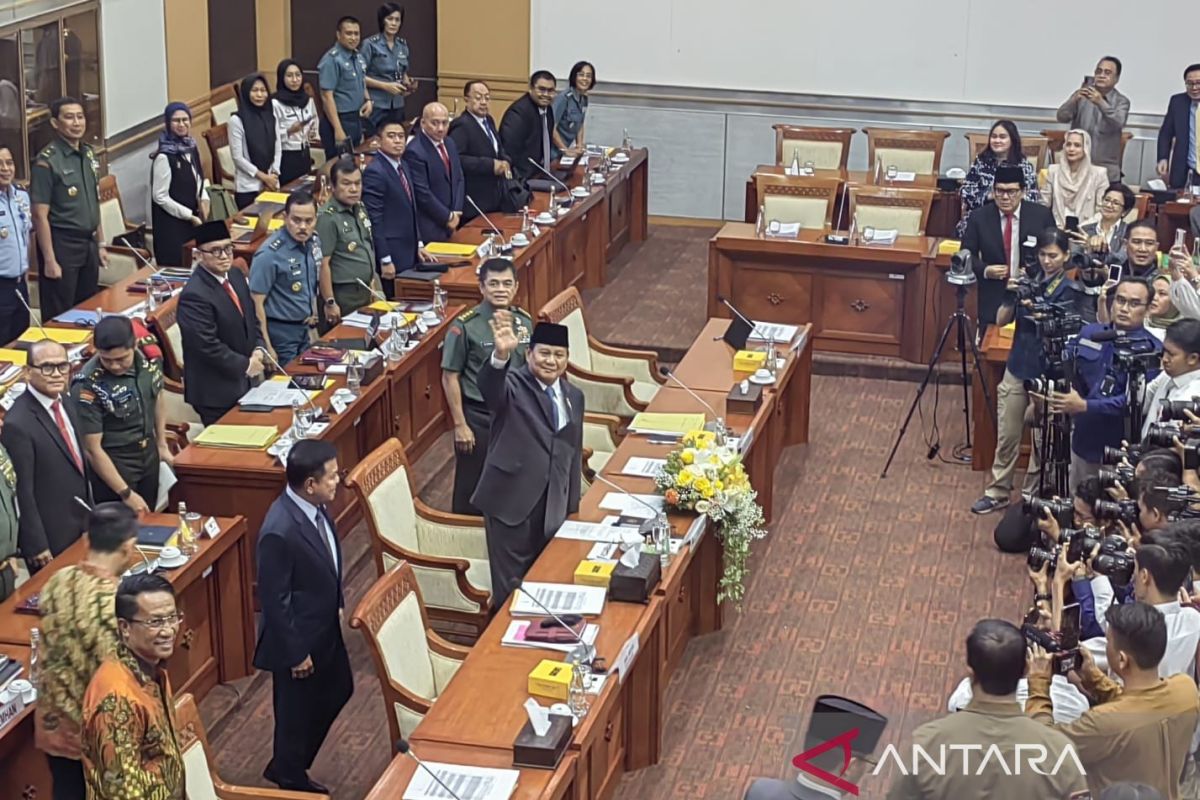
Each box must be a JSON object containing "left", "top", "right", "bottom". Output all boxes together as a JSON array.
[{"left": 1042, "top": 128, "right": 1108, "bottom": 229}]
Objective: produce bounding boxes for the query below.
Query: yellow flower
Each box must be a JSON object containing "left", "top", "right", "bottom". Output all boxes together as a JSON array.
[
  {"left": 678, "top": 471, "right": 694, "bottom": 486},
  {"left": 715, "top": 479, "right": 724, "bottom": 491},
  {"left": 680, "top": 450, "right": 695, "bottom": 465},
  {"left": 708, "top": 454, "right": 720, "bottom": 464},
  {"left": 694, "top": 477, "right": 712, "bottom": 496}
]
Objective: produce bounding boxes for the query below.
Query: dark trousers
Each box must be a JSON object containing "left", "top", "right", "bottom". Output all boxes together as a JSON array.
[
  {"left": 268, "top": 635, "right": 353, "bottom": 787},
  {"left": 484, "top": 491, "right": 549, "bottom": 609},
  {"left": 320, "top": 113, "right": 364, "bottom": 160},
  {"left": 235, "top": 191, "right": 259, "bottom": 210},
  {"left": 39, "top": 231, "right": 99, "bottom": 321},
  {"left": 47, "top": 754, "right": 86, "bottom": 800},
  {"left": 368, "top": 104, "right": 406, "bottom": 135},
  {"left": 0, "top": 561, "right": 15, "bottom": 602},
  {"left": 0, "top": 275, "right": 29, "bottom": 343},
  {"left": 452, "top": 401, "right": 491, "bottom": 515},
  {"left": 279, "top": 149, "right": 312, "bottom": 186},
  {"left": 267, "top": 319, "right": 311, "bottom": 365},
  {"left": 91, "top": 452, "right": 160, "bottom": 512},
  {"left": 195, "top": 405, "right": 232, "bottom": 427}
]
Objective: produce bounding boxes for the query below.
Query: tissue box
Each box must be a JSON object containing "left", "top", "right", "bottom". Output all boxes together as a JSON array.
[
  {"left": 726, "top": 381, "right": 764, "bottom": 416},
  {"left": 610, "top": 552, "right": 662, "bottom": 604},
  {"left": 574, "top": 560, "right": 615, "bottom": 587},
  {"left": 528, "top": 660, "right": 573, "bottom": 702},
  {"left": 733, "top": 350, "right": 767, "bottom": 372},
  {"left": 512, "top": 713, "right": 572, "bottom": 769}
]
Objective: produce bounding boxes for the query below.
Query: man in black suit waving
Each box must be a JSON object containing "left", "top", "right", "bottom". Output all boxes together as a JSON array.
[
  {"left": 2, "top": 339, "right": 91, "bottom": 568},
  {"left": 472, "top": 319, "right": 583, "bottom": 607},
  {"left": 255, "top": 439, "right": 351, "bottom": 794},
  {"left": 448, "top": 80, "right": 513, "bottom": 221},
  {"left": 176, "top": 221, "right": 266, "bottom": 425},
  {"left": 961, "top": 165, "right": 1056, "bottom": 335}
]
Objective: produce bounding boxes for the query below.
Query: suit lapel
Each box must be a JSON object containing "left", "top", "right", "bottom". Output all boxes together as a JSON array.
[
  {"left": 283, "top": 495, "right": 339, "bottom": 579},
  {"left": 516, "top": 367, "right": 557, "bottom": 431},
  {"left": 28, "top": 397, "right": 79, "bottom": 471}
]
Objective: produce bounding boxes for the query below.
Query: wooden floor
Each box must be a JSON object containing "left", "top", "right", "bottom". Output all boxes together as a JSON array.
[{"left": 201, "top": 223, "right": 1028, "bottom": 799}]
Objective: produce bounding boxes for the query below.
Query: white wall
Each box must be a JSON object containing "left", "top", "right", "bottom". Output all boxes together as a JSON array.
[
  {"left": 531, "top": 0, "right": 1189, "bottom": 113},
  {"left": 100, "top": 0, "right": 167, "bottom": 137}
]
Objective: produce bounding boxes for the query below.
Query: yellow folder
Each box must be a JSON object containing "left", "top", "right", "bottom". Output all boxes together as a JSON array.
[
  {"left": 253, "top": 191, "right": 291, "bottom": 205},
  {"left": 628, "top": 412, "right": 706, "bottom": 435},
  {"left": 0, "top": 348, "right": 27, "bottom": 365},
  {"left": 18, "top": 327, "right": 93, "bottom": 344},
  {"left": 425, "top": 242, "right": 479, "bottom": 257},
  {"left": 193, "top": 425, "right": 279, "bottom": 450}
]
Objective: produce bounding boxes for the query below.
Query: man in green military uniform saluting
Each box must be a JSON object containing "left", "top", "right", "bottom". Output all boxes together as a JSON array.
[
  {"left": 316, "top": 156, "right": 376, "bottom": 333},
  {"left": 31, "top": 96, "right": 107, "bottom": 320},
  {"left": 71, "top": 316, "right": 171, "bottom": 514},
  {"left": 0, "top": 416, "right": 19, "bottom": 601},
  {"left": 441, "top": 258, "right": 532, "bottom": 514}
]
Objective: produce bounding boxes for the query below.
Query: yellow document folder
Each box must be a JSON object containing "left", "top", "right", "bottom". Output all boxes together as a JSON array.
[
  {"left": 424, "top": 242, "right": 479, "bottom": 257},
  {"left": 628, "top": 412, "right": 706, "bottom": 436},
  {"left": 193, "top": 425, "right": 279, "bottom": 450},
  {"left": 253, "top": 191, "right": 290, "bottom": 205},
  {"left": 237, "top": 216, "right": 285, "bottom": 232},
  {"left": 18, "top": 327, "right": 92, "bottom": 345},
  {"left": 0, "top": 348, "right": 27, "bottom": 365}
]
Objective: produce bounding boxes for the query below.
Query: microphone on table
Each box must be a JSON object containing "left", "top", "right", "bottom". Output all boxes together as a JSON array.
[
  {"left": 526, "top": 157, "right": 573, "bottom": 197},
  {"left": 355, "top": 277, "right": 391, "bottom": 305},
  {"left": 714, "top": 294, "right": 757, "bottom": 335},
  {"left": 658, "top": 366, "right": 728, "bottom": 439},
  {"left": 259, "top": 347, "right": 326, "bottom": 422},
  {"left": 592, "top": 470, "right": 671, "bottom": 543},
  {"left": 513, "top": 583, "right": 596, "bottom": 669},
  {"left": 466, "top": 195, "right": 504, "bottom": 237},
  {"left": 14, "top": 289, "right": 52, "bottom": 338},
  {"left": 395, "top": 738, "right": 465, "bottom": 800}
]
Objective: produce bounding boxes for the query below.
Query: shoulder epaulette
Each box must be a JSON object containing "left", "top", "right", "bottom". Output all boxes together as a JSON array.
[
  {"left": 512, "top": 306, "right": 531, "bottom": 318},
  {"left": 458, "top": 307, "right": 478, "bottom": 322},
  {"left": 268, "top": 236, "right": 283, "bottom": 251}
]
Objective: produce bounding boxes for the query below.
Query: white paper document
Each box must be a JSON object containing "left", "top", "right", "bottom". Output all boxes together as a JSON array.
[
  {"left": 765, "top": 221, "right": 801, "bottom": 238},
  {"left": 749, "top": 321, "right": 801, "bottom": 344},
  {"left": 865, "top": 229, "right": 899, "bottom": 245},
  {"left": 402, "top": 762, "right": 519, "bottom": 800},
  {"left": 238, "top": 382, "right": 314, "bottom": 408},
  {"left": 554, "top": 520, "right": 621, "bottom": 542},
  {"left": 892, "top": 170, "right": 917, "bottom": 182},
  {"left": 501, "top": 621, "right": 601, "bottom": 654},
  {"left": 510, "top": 582, "right": 607, "bottom": 616},
  {"left": 619, "top": 457, "right": 666, "bottom": 478},
  {"left": 598, "top": 492, "right": 663, "bottom": 520}
]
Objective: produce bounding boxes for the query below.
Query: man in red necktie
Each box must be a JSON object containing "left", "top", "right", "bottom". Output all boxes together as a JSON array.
[{"left": 403, "top": 101, "right": 466, "bottom": 244}]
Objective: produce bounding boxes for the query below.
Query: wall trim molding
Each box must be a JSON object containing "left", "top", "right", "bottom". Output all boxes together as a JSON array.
[{"left": 105, "top": 91, "right": 214, "bottom": 162}]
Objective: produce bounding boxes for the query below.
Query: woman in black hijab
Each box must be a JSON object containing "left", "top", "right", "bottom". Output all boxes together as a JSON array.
[
  {"left": 229, "top": 72, "right": 281, "bottom": 208},
  {"left": 271, "top": 59, "right": 318, "bottom": 185}
]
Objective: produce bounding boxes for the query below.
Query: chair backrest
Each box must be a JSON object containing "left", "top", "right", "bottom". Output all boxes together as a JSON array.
[
  {"left": 849, "top": 186, "right": 935, "bottom": 236},
  {"left": 202, "top": 124, "right": 235, "bottom": 189},
  {"left": 537, "top": 286, "right": 592, "bottom": 371},
  {"left": 343, "top": 438, "right": 423, "bottom": 567},
  {"left": 1041, "top": 129, "right": 1066, "bottom": 159},
  {"left": 174, "top": 692, "right": 221, "bottom": 800},
  {"left": 351, "top": 561, "right": 437, "bottom": 742},
  {"left": 772, "top": 125, "right": 855, "bottom": 170},
  {"left": 209, "top": 82, "right": 239, "bottom": 127},
  {"left": 97, "top": 174, "right": 126, "bottom": 245},
  {"left": 756, "top": 175, "right": 840, "bottom": 229},
  {"left": 966, "top": 132, "right": 1049, "bottom": 170},
  {"left": 865, "top": 128, "right": 950, "bottom": 175},
  {"left": 145, "top": 295, "right": 184, "bottom": 379}
]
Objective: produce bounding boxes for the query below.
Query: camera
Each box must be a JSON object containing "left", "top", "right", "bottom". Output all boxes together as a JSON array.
[
  {"left": 1023, "top": 376, "right": 1070, "bottom": 395},
  {"left": 1097, "top": 464, "right": 1135, "bottom": 489},
  {"left": 1161, "top": 400, "right": 1200, "bottom": 422},
  {"left": 1144, "top": 421, "right": 1186, "bottom": 448},
  {"left": 1061, "top": 528, "right": 1129, "bottom": 565},
  {"left": 1030, "top": 305, "right": 1085, "bottom": 341},
  {"left": 1093, "top": 551, "right": 1136, "bottom": 585},
  {"left": 1022, "top": 492, "right": 1075, "bottom": 529},
  {"left": 1164, "top": 485, "right": 1200, "bottom": 521},
  {"left": 1028, "top": 544, "right": 1060, "bottom": 574},
  {"left": 1093, "top": 498, "right": 1140, "bottom": 524},
  {"left": 1102, "top": 444, "right": 1147, "bottom": 466},
  {"left": 1112, "top": 334, "right": 1161, "bottom": 373},
  {"left": 1022, "top": 603, "right": 1083, "bottom": 675}
]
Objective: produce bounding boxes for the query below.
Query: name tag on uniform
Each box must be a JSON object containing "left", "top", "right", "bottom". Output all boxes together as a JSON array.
[{"left": 1078, "top": 338, "right": 1103, "bottom": 351}]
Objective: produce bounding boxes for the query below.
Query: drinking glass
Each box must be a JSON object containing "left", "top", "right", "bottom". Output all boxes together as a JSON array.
[
  {"left": 433, "top": 287, "right": 448, "bottom": 321},
  {"left": 346, "top": 362, "right": 364, "bottom": 399},
  {"left": 885, "top": 164, "right": 899, "bottom": 183},
  {"left": 804, "top": 160, "right": 816, "bottom": 173}
]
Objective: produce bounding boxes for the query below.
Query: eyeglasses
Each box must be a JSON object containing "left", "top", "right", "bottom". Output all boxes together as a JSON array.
[
  {"left": 199, "top": 244, "right": 234, "bottom": 257},
  {"left": 1100, "top": 197, "right": 1124, "bottom": 208},
  {"left": 1112, "top": 296, "right": 1146, "bottom": 309},
  {"left": 32, "top": 362, "right": 70, "bottom": 376},
  {"left": 993, "top": 187, "right": 1022, "bottom": 197},
  {"left": 129, "top": 613, "right": 184, "bottom": 631},
  {"left": 1186, "top": 80, "right": 1200, "bottom": 89},
  {"left": 533, "top": 86, "right": 557, "bottom": 96}
]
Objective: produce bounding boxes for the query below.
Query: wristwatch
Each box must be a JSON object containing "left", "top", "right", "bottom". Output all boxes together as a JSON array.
[
  {"left": 118, "top": 486, "right": 132, "bottom": 500},
  {"left": 325, "top": 298, "right": 337, "bottom": 307},
  {"left": 1034, "top": 592, "right": 1051, "bottom": 602}
]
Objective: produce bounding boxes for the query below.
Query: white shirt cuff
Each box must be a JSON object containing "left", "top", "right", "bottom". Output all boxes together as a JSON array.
[
  {"left": 381, "top": 256, "right": 392, "bottom": 265},
  {"left": 490, "top": 352, "right": 509, "bottom": 368}
]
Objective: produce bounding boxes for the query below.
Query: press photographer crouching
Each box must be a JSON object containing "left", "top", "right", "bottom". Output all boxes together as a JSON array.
[{"left": 972, "top": 228, "right": 1090, "bottom": 516}]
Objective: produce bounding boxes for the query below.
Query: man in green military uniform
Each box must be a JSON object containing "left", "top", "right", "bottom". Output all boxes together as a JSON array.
[
  {"left": 250, "top": 189, "right": 322, "bottom": 364},
  {"left": 31, "top": 96, "right": 107, "bottom": 321},
  {"left": 316, "top": 156, "right": 376, "bottom": 333},
  {"left": 71, "top": 316, "right": 170, "bottom": 515},
  {"left": 441, "top": 258, "right": 532, "bottom": 514},
  {"left": 0, "top": 417, "right": 19, "bottom": 601}
]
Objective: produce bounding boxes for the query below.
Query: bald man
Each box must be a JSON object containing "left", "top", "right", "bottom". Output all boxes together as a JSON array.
[{"left": 402, "top": 101, "right": 466, "bottom": 243}]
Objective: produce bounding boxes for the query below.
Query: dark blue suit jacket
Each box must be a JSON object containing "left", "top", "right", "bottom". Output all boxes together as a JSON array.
[
  {"left": 363, "top": 154, "right": 420, "bottom": 271},
  {"left": 1157, "top": 92, "right": 1197, "bottom": 189},
  {"left": 252, "top": 492, "right": 345, "bottom": 673},
  {"left": 402, "top": 131, "right": 465, "bottom": 244}
]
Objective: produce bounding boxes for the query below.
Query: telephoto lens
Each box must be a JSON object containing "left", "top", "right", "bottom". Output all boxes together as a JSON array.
[
  {"left": 1161, "top": 400, "right": 1200, "bottom": 422},
  {"left": 1022, "top": 492, "right": 1075, "bottom": 529},
  {"left": 1092, "top": 499, "right": 1140, "bottom": 525},
  {"left": 1097, "top": 464, "right": 1135, "bottom": 489},
  {"left": 1027, "top": 544, "right": 1059, "bottom": 575},
  {"left": 1144, "top": 421, "right": 1186, "bottom": 449},
  {"left": 1092, "top": 551, "right": 1135, "bottom": 585}
]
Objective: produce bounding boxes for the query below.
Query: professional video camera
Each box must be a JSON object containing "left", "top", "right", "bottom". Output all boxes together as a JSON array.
[{"left": 1111, "top": 332, "right": 1161, "bottom": 374}]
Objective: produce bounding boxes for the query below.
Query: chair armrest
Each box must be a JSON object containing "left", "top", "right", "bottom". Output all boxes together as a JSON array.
[
  {"left": 428, "top": 629, "right": 472, "bottom": 661},
  {"left": 412, "top": 497, "right": 486, "bottom": 528},
  {"left": 567, "top": 364, "right": 648, "bottom": 416},
  {"left": 216, "top": 784, "right": 328, "bottom": 800},
  {"left": 581, "top": 446, "right": 596, "bottom": 482},
  {"left": 583, "top": 412, "right": 623, "bottom": 452},
  {"left": 374, "top": 537, "right": 490, "bottom": 612}
]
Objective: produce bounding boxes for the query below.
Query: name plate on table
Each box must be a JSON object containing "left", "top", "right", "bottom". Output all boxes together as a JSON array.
[{"left": 0, "top": 695, "right": 26, "bottom": 732}]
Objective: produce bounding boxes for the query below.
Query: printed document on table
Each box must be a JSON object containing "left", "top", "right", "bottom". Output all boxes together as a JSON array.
[
  {"left": 749, "top": 322, "right": 801, "bottom": 344},
  {"left": 510, "top": 582, "right": 607, "bottom": 616},
  {"left": 555, "top": 520, "right": 622, "bottom": 542},
  {"left": 402, "top": 762, "right": 519, "bottom": 800},
  {"left": 238, "top": 382, "right": 315, "bottom": 408},
  {"left": 619, "top": 457, "right": 666, "bottom": 478},
  {"left": 598, "top": 492, "right": 664, "bottom": 520}
]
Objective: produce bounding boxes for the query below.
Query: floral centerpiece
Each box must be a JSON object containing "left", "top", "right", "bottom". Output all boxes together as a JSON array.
[{"left": 653, "top": 430, "right": 766, "bottom": 605}]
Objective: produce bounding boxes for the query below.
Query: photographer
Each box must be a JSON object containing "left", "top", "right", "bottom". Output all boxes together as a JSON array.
[
  {"left": 1046, "top": 277, "right": 1160, "bottom": 491},
  {"left": 972, "top": 228, "right": 1090, "bottom": 516},
  {"left": 995, "top": 477, "right": 1101, "bottom": 553},
  {"left": 1142, "top": 319, "right": 1200, "bottom": 438},
  {"left": 1027, "top": 602, "right": 1200, "bottom": 799}
]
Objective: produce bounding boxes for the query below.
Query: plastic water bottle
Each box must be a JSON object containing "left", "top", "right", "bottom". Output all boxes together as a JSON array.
[
  {"left": 790, "top": 150, "right": 801, "bottom": 175},
  {"left": 29, "top": 628, "right": 41, "bottom": 689},
  {"left": 178, "top": 501, "right": 197, "bottom": 555},
  {"left": 755, "top": 206, "right": 765, "bottom": 238}
]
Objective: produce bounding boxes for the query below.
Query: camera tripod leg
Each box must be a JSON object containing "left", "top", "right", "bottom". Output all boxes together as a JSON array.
[{"left": 961, "top": 314, "right": 997, "bottom": 433}]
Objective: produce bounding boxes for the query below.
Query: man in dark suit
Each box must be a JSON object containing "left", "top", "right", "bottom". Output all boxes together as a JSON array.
[
  {"left": 960, "top": 165, "right": 1055, "bottom": 334},
  {"left": 448, "top": 80, "right": 512, "bottom": 221},
  {"left": 2, "top": 339, "right": 91, "bottom": 568},
  {"left": 472, "top": 319, "right": 583, "bottom": 607},
  {"left": 176, "top": 221, "right": 266, "bottom": 425},
  {"left": 254, "top": 439, "right": 351, "bottom": 795},
  {"left": 363, "top": 119, "right": 431, "bottom": 296},
  {"left": 499, "top": 70, "right": 558, "bottom": 184},
  {"left": 1156, "top": 63, "right": 1200, "bottom": 190},
  {"left": 403, "top": 102, "right": 465, "bottom": 245}
]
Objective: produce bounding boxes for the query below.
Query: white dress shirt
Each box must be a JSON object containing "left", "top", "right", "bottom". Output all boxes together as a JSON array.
[
  {"left": 228, "top": 114, "right": 283, "bottom": 194},
  {"left": 150, "top": 151, "right": 210, "bottom": 221},
  {"left": 1142, "top": 367, "right": 1200, "bottom": 438},
  {"left": 271, "top": 97, "right": 319, "bottom": 152},
  {"left": 26, "top": 384, "right": 81, "bottom": 455},
  {"left": 489, "top": 351, "right": 568, "bottom": 431},
  {"left": 947, "top": 675, "right": 1089, "bottom": 724},
  {"left": 1087, "top": 580, "right": 1200, "bottom": 678},
  {"left": 285, "top": 486, "right": 339, "bottom": 571}
]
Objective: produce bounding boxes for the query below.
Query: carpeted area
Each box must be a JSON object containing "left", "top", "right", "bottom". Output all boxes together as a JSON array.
[{"left": 201, "top": 224, "right": 1029, "bottom": 799}]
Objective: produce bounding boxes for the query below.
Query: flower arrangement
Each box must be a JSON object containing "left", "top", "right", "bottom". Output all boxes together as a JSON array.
[{"left": 653, "top": 430, "right": 766, "bottom": 606}]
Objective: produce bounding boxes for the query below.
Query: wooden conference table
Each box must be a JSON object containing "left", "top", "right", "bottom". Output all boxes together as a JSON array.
[{"left": 397, "top": 319, "right": 812, "bottom": 800}]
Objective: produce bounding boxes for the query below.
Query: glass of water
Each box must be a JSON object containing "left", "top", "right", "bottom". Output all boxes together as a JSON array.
[
  {"left": 885, "top": 164, "right": 899, "bottom": 183},
  {"left": 433, "top": 286, "right": 448, "bottom": 321},
  {"left": 346, "top": 361, "right": 364, "bottom": 399},
  {"left": 804, "top": 160, "right": 816, "bottom": 173}
]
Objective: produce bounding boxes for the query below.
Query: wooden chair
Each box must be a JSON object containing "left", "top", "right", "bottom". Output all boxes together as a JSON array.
[
  {"left": 537, "top": 286, "right": 665, "bottom": 418},
  {"left": 343, "top": 437, "right": 490, "bottom": 637},
  {"left": 965, "top": 132, "right": 1049, "bottom": 170},
  {"left": 209, "top": 82, "right": 239, "bottom": 127},
  {"left": 175, "top": 692, "right": 325, "bottom": 799},
  {"left": 98, "top": 175, "right": 151, "bottom": 286},
  {"left": 849, "top": 186, "right": 935, "bottom": 236},
  {"left": 772, "top": 125, "right": 855, "bottom": 170},
  {"left": 756, "top": 175, "right": 840, "bottom": 229},
  {"left": 1042, "top": 129, "right": 1134, "bottom": 167},
  {"left": 202, "top": 123, "right": 236, "bottom": 190},
  {"left": 350, "top": 561, "right": 471, "bottom": 744},
  {"left": 581, "top": 412, "right": 623, "bottom": 491},
  {"left": 864, "top": 128, "right": 950, "bottom": 176},
  {"left": 142, "top": 294, "right": 204, "bottom": 440}
]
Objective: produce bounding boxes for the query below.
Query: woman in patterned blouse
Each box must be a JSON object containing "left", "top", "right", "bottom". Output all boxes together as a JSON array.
[{"left": 956, "top": 120, "right": 1040, "bottom": 237}]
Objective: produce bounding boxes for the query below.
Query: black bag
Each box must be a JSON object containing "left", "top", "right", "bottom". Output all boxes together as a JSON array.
[{"left": 500, "top": 176, "right": 532, "bottom": 212}]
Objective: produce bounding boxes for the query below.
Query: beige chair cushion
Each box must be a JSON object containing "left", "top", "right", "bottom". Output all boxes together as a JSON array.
[
  {"left": 378, "top": 592, "right": 436, "bottom": 699},
  {"left": 217, "top": 146, "right": 236, "bottom": 190},
  {"left": 582, "top": 421, "right": 618, "bottom": 455},
  {"left": 211, "top": 98, "right": 237, "bottom": 127},
  {"left": 874, "top": 147, "right": 935, "bottom": 175},
  {"left": 367, "top": 466, "right": 421, "bottom": 553},
  {"left": 763, "top": 195, "right": 829, "bottom": 229},
  {"left": 856, "top": 205, "right": 924, "bottom": 236},
  {"left": 560, "top": 308, "right": 591, "bottom": 371},
  {"left": 631, "top": 380, "right": 659, "bottom": 404},
  {"left": 165, "top": 323, "right": 184, "bottom": 367},
  {"left": 98, "top": 198, "right": 125, "bottom": 244},
  {"left": 100, "top": 252, "right": 138, "bottom": 287},
  {"left": 781, "top": 140, "right": 843, "bottom": 170},
  {"left": 395, "top": 701, "right": 426, "bottom": 740},
  {"left": 408, "top": 559, "right": 491, "bottom": 612},
  {"left": 162, "top": 389, "right": 203, "bottom": 437},
  {"left": 182, "top": 742, "right": 219, "bottom": 800}
]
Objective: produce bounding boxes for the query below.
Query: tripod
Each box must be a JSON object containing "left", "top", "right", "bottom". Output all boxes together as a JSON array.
[{"left": 881, "top": 279, "right": 997, "bottom": 478}]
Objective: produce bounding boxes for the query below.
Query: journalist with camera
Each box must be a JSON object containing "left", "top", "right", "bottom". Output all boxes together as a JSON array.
[
  {"left": 971, "top": 228, "right": 1091, "bottom": 516},
  {"left": 1142, "top": 319, "right": 1200, "bottom": 439}
]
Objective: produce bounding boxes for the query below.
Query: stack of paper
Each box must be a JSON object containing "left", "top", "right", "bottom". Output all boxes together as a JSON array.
[
  {"left": 402, "top": 762, "right": 519, "bottom": 800},
  {"left": 619, "top": 456, "right": 666, "bottom": 478},
  {"left": 253, "top": 191, "right": 290, "bottom": 205},
  {"left": 510, "top": 582, "right": 607, "bottom": 616},
  {"left": 749, "top": 322, "right": 802, "bottom": 345},
  {"left": 193, "top": 425, "right": 279, "bottom": 450},
  {"left": 865, "top": 229, "right": 900, "bottom": 245},
  {"left": 598, "top": 492, "right": 664, "bottom": 520},
  {"left": 554, "top": 520, "right": 627, "bottom": 542},
  {"left": 765, "top": 221, "right": 802, "bottom": 238},
  {"left": 627, "top": 412, "right": 705, "bottom": 437},
  {"left": 238, "top": 382, "right": 320, "bottom": 408},
  {"left": 501, "top": 620, "right": 600, "bottom": 654}
]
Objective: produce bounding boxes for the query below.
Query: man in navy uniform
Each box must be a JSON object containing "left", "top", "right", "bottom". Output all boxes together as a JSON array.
[
  {"left": 249, "top": 189, "right": 322, "bottom": 365},
  {"left": 0, "top": 144, "right": 34, "bottom": 342}
]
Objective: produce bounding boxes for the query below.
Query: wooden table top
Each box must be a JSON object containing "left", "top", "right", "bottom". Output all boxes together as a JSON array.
[
  {"left": 712, "top": 222, "right": 936, "bottom": 260},
  {"left": 365, "top": 742, "right": 578, "bottom": 800},
  {"left": 751, "top": 164, "right": 942, "bottom": 190},
  {"left": 0, "top": 643, "right": 32, "bottom": 751},
  {"left": 0, "top": 514, "right": 246, "bottom": 647},
  {"left": 669, "top": 318, "right": 807, "bottom": 393},
  {"left": 982, "top": 325, "right": 1012, "bottom": 362}
]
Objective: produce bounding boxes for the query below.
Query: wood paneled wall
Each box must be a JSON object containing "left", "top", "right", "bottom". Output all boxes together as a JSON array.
[{"left": 436, "top": 0, "right": 531, "bottom": 120}]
